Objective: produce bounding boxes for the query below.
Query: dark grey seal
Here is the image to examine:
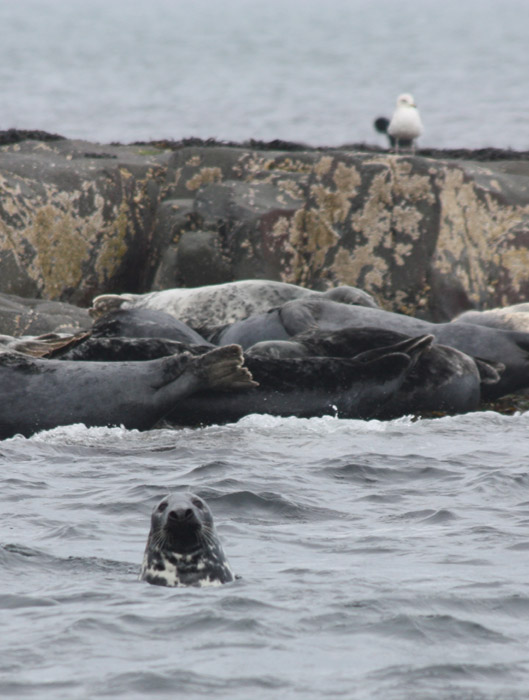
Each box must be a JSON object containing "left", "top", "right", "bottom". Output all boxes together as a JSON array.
[
  {"left": 139, "top": 493, "right": 234, "bottom": 587},
  {"left": 42, "top": 334, "right": 432, "bottom": 423},
  {"left": 246, "top": 327, "right": 503, "bottom": 417},
  {"left": 92, "top": 308, "right": 212, "bottom": 346},
  {"left": 0, "top": 345, "right": 255, "bottom": 440},
  {"left": 214, "top": 298, "right": 529, "bottom": 399},
  {"left": 49, "top": 336, "right": 209, "bottom": 362},
  {"left": 169, "top": 336, "right": 434, "bottom": 424}
]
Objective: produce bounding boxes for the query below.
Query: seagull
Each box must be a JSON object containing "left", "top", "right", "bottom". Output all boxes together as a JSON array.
[
  {"left": 373, "top": 116, "right": 412, "bottom": 149},
  {"left": 387, "top": 93, "right": 423, "bottom": 153}
]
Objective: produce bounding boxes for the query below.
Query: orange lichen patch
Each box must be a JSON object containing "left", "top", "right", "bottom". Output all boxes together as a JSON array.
[
  {"left": 314, "top": 156, "right": 333, "bottom": 178},
  {"left": 185, "top": 167, "right": 223, "bottom": 191},
  {"left": 332, "top": 161, "right": 361, "bottom": 200},
  {"left": 500, "top": 247, "right": 529, "bottom": 294},
  {"left": 435, "top": 168, "right": 529, "bottom": 304},
  {"left": 332, "top": 245, "right": 388, "bottom": 289},
  {"left": 24, "top": 204, "right": 90, "bottom": 298},
  {"left": 96, "top": 200, "right": 130, "bottom": 282}
]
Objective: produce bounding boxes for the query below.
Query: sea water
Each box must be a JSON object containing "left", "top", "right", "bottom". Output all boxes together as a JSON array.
[
  {"left": 1, "top": 412, "right": 529, "bottom": 699},
  {"left": 1, "top": 0, "right": 529, "bottom": 149}
]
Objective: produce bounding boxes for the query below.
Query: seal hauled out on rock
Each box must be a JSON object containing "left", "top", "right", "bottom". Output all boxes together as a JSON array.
[
  {"left": 0, "top": 344, "right": 256, "bottom": 439},
  {"left": 139, "top": 493, "right": 234, "bottom": 587},
  {"left": 91, "top": 280, "right": 378, "bottom": 331}
]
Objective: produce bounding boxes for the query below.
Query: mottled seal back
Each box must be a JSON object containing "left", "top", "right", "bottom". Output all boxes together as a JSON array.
[
  {"left": 91, "top": 280, "right": 377, "bottom": 330},
  {"left": 139, "top": 493, "right": 234, "bottom": 587}
]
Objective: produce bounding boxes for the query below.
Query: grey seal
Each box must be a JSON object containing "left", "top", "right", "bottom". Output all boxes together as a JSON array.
[
  {"left": 168, "top": 335, "right": 435, "bottom": 424},
  {"left": 44, "top": 333, "right": 433, "bottom": 422},
  {"left": 213, "top": 297, "right": 529, "bottom": 399},
  {"left": 452, "top": 304, "right": 529, "bottom": 332},
  {"left": 139, "top": 493, "right": 234, "bottom": 587},
  {"left": 245, "top": 327, "right": 503, "bottom": 417},
  {"left": 92, "top": 308, "right": 213, "bottom": 346},
  {"left": 0, "top": 345, "right": 255, "bottom": 440},
  {"left": 90, "top": 280, "right": 378, "bottom": 331}
]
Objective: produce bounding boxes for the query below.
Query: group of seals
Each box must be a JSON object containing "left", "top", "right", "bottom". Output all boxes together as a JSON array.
[
  {"left": 3, "top": 279, "right": 529, "bottom": 588},
  {"left": 4, "top": 278, "right": 529, "bottom": 437},
  {"left": 3, "top": 278, "right": 526, "bottom": 440},
  {"left": 47, "top": 330, "right": 441, "bottom": 422},
  {"left": 195, "top": 296, "right": 525, "bottom": 399}
]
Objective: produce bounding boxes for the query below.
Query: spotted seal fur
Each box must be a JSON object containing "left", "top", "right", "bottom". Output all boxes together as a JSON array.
[
  {"left": 139, "top": 493, "right": 234, "bottom": 587},
  {"left": 90, "top": 280, "right": 378, "bottom": 330},
  {"left": 452, "top": 304, "right": 529, "bottom": 332}
]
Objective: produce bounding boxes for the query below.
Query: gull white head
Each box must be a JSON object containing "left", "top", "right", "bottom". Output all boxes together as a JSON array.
[
  {"left": 387, "top": 93, "right": 423, "bottom": 153},
  {"left": 396, "top": 93, "right": 417, "bottom": 109}
]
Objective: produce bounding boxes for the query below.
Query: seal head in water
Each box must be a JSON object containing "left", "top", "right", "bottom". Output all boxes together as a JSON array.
[{"left": 139, "top": 493, "right": 234, "bottom": 587}]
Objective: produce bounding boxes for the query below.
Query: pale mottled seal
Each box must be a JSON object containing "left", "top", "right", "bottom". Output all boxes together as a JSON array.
[
  {"left": 452, "top": 304, "right": 529, "bottom": 332},
  {"left": 0, "top": 345, "right": 255, "bottom": 440},
  {"left": 90, "top": 280, "right": 378, "bottom": 330},
  {"left": 139, "top": 493, "right": 234, "bottom": 587}
]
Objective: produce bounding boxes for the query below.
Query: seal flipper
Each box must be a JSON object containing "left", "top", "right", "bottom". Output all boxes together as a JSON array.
[
  {"left": 193, "top": 345, "right": 258, "bottom": 391},
  {"left": 154, "top": 345, "right": 257, "bottom": 396},
  {"left": 352, "top": 334, "right": 434, "bottom": 366},
  {"left": 90, "top": 293, "right": 137, "bottom": 320},
  {"left": 474, "top": 357, "right": 504, "bottom": 385}
]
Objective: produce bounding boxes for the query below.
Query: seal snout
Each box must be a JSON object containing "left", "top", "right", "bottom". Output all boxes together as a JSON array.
[{"left": 167, "top": 507, "right": 195, "bottom": 523}]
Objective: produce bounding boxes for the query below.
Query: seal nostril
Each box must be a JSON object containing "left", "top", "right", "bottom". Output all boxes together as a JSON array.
[{"left": 168, "top": 508, "right": 194, "bottom": 522}]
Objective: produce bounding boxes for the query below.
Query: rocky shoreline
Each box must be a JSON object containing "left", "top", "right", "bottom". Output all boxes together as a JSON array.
[{"left": 2, "top": 130, "right": 529, "bottom": 324}]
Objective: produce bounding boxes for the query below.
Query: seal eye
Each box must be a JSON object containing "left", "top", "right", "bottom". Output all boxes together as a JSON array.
[
  {"left": 191, "top": 498, "right": 204, "bottom": 510},
  {"left": 157, "top": 501, "right": 168, "bottom": 513}
]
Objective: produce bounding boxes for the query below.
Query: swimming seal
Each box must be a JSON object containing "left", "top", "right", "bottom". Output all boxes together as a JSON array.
[
  {"left": 0, "top": 345, "right": 255, "bottom": 439},
  {"left": 139, "top": 493, "right": 234, "bottom": 587}
]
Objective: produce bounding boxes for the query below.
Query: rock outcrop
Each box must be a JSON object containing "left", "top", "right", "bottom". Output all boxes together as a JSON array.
[
  {"left": 2, "top": 133, "right": 529, "bottom": 322},
  {"left": 0, "top": 137, "right": 169, "bottom": 306}
]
